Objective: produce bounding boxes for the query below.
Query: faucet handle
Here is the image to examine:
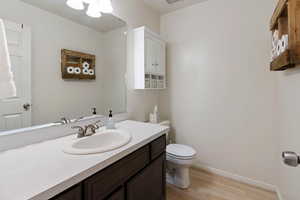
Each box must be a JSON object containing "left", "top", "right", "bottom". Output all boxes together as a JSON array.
[
  {"left": 72, "top": 126, "right": 85, "bottom": 138},
  {"left": 61, "top": 117, "right": 71, "bottom": 124},
  {"left": 94, "top": 120, "right": 104, "bottom": 129}
]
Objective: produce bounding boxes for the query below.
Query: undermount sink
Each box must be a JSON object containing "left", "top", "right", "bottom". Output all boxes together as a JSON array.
[{"left": 63, "top": 129, "right": 132, "bottom": 155}]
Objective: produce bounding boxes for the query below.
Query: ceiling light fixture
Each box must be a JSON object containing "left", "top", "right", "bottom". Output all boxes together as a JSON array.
[
  {"left": 99, "top": 0, "right": 113, "bottom": 13},
  {"left": 86, "top": 1, "right": 102, "bottom": 18},
  {"left": 82, "top": 0, "right": 93, "bottom": 4},
  {"left": 66, "top": 0, "right": 113, "bottom": 18},
  {"left": 66, "top": 0, "right": 84, "bottom": 10}
]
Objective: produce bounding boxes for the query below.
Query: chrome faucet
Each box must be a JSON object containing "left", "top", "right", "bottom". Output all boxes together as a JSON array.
[
  {"left": 72, "top": 120, "right": 103, "bottom": 138},
  {"left": 61, "top": 117, "right": 71, "bottom": 124}
]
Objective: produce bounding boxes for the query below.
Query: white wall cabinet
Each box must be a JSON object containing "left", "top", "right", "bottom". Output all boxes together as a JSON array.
[{"left": 133, "top": 27, "right": 166, "bottom": 89}]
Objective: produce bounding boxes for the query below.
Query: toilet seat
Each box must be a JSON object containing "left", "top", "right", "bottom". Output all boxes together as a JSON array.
[
  {"left": 166, "top": 144, "right": 196, "bottom": 160},
  {"left": 167, "top": 153, "right": 194, "bottom": 160}
]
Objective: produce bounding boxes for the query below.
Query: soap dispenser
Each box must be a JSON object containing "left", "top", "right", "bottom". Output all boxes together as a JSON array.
[
  {"left": 92, "top": 107, "right": 97, "bottom": 115},
  {"left": 106, "top": 110, "right": 116, "bottom": 129}
]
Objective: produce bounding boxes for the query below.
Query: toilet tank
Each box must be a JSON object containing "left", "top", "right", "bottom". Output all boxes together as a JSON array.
[
  {"left": 159, "top": 120, "right": 170, "bottom": 127},
  {"left": 159, "top": 121, "right": 171, "bottom": 144}
]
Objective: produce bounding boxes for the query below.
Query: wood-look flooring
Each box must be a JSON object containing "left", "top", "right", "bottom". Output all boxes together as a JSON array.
[{"left": 167, "top": 168, "right": 278, "bottom": 200}]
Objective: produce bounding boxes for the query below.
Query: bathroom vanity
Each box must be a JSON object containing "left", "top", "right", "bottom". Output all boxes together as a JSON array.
[
  {"left": 52, "top": 135, "right": 166, "bottom": 200},
  {"left": 0, "top": 121, "right": 169, "bottom": 200}
]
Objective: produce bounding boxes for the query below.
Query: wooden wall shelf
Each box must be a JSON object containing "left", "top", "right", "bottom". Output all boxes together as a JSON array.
[
  {"left": 270, "top": 50, "right": 293, "bottom": 71},
  {"left": 61, "top": 49, "right": 96, "bottom": 80},
  {"left": 270, "top": 0, "right": 300, "bottom": 71}
]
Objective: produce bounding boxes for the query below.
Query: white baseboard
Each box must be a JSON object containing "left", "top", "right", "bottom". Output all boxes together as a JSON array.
[{"left": 193, "top": 163, "right": 277, "bottom": 192}]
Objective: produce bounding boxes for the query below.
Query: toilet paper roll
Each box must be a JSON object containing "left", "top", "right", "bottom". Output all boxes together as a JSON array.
[
  {"left": 273, "top": 30, "right": 279, "bottom": 41},
  {"left": 272, "top": 38, "right": 278, "bottom": 50},
  {"left": 88, "top": 69, "right": 94, "bottom": 75},
  {"left": 74, "top": 67, "right": 81, "bottom": 74},
  {"left": 67, "top": 66, "right": 74, "bottom": 74},
  {"left": 83, "top": 68, "right": 89, "bottom": 75},
  {"left": 277, "top": 35, "right": 288, "bottom": 54},
  {"left": 82, "top": 62, "right": 90, "bottom": 69},
  {"left": 276, "top": 39, "right": 282, "bottom": 55},
  {"left": 282, "top": 34, "right": 289, "bottom": 51}
]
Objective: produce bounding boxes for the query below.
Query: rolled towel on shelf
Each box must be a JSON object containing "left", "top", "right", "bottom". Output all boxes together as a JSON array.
[{"left": 0, "top": 19, "right": 16, "bottom": 99}]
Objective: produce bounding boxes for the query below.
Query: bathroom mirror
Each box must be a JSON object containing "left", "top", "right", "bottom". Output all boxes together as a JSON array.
[{"left": 0, "top": 0, "right": 127, "bottom": 133}]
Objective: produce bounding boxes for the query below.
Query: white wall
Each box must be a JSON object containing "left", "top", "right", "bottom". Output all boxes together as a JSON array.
[{"left": 160, "top": 0, "right": 279, "bottom": 186}]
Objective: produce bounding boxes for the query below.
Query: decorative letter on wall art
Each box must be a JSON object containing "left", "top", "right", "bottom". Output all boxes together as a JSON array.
[{"left": 61, "top": 49, "right": 96, "bottom": 80}]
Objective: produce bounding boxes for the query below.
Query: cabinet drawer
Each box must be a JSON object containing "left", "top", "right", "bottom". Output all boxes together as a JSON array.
[
  {"left": 150, "top": 135, "right": 166, "bottom": 160},
  {"left": 51, "top": 184, "right": 82, "bottom": 200},
  {"left": 106, "top": 187, "right": 125, "bottom": 200},
  {"left": 84, "top": 146, "right": 150, "bottom": 200}
]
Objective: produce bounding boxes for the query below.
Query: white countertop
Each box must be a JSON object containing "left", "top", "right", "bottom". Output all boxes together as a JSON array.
[{"left": 0, "top": 120, "right": 169, "bottom": 200}]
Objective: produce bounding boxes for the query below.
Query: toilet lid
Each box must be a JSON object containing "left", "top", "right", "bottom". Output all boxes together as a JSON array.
[{"left": 166, "top": 144, "right": 196, "bottom": 158}]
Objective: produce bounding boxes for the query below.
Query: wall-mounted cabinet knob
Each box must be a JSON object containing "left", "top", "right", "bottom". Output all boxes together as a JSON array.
[{"left": 282, "top": 151, "right": 300, "bottom": 167}]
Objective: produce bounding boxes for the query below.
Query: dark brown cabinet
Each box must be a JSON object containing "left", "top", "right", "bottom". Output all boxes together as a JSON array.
[
  {"left": 127, "top": 154, "right": 165, "bottom": 200},
  {"left": 106, "top": 187, "right": 125, "bottom": 200},
  {"left": 50, "top": 184, "right": 82, "bottom": 200},
  {"left": 51, "top": 135, "right": 166, "bottom": 200}
]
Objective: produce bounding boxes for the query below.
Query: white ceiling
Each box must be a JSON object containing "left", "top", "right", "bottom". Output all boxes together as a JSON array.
[
  {"left": 21, "top": 0, "right": 126, "bottom": 33},
  {"left": 144, "top": 0, "right": 208, "bottom": 14}
]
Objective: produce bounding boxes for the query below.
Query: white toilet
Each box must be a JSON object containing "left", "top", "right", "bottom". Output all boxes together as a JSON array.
[{"left": 159, "top": 121, "right": 196, "bottom": 189}]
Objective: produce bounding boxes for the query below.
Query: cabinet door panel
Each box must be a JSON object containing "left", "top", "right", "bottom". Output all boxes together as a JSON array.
[
  {"left": 84, "top": 146, "right": 150, "bottom": 200},
  {"left": 127, "top": 154, "right": 165, "bottom": 200},
  {"left": 156, "top": 42, "right": 165, "bottom": 76},
  {"left": 150, "top": 135, "right": 166, "bottom": 160},
  {"left": 106, "top": 187, "right": 125, "bottom": 200},
  {"left": 145, "top": 37, "right": 154, "bottom": 73},
  {"left": 152, "top": 41, "right": 160, "bottom": 75}
]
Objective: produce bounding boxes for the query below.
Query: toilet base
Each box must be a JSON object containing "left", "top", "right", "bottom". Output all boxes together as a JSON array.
[{"left": 166, "top": 162, "right": 191, "bottom": 189}]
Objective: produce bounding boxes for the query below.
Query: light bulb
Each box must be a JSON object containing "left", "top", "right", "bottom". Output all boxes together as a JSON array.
[
  {"left": 99, "top": 0, "right": 113, "bottom": 13},
  {"left": 86, "top": 1, "right": 102, "bottom": 18},
  {"left": 82, "top": 0, "right": 93, "bottom": 4},
  {"left": 66, "top": 0, "right": 84, "bottom": 10}
]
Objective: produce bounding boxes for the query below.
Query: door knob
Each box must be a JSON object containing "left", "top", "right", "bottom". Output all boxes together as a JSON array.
[
  {"left": 23, "top": 103, "right": 31, "bottom": 111},
  {"left": 282, "top": 151, "right": 300, "bottom": 167}
]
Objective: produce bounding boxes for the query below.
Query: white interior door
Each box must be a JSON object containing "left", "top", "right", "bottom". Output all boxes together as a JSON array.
[{"left": 0, "top": 20, "right": 31, "bottom": 132}]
